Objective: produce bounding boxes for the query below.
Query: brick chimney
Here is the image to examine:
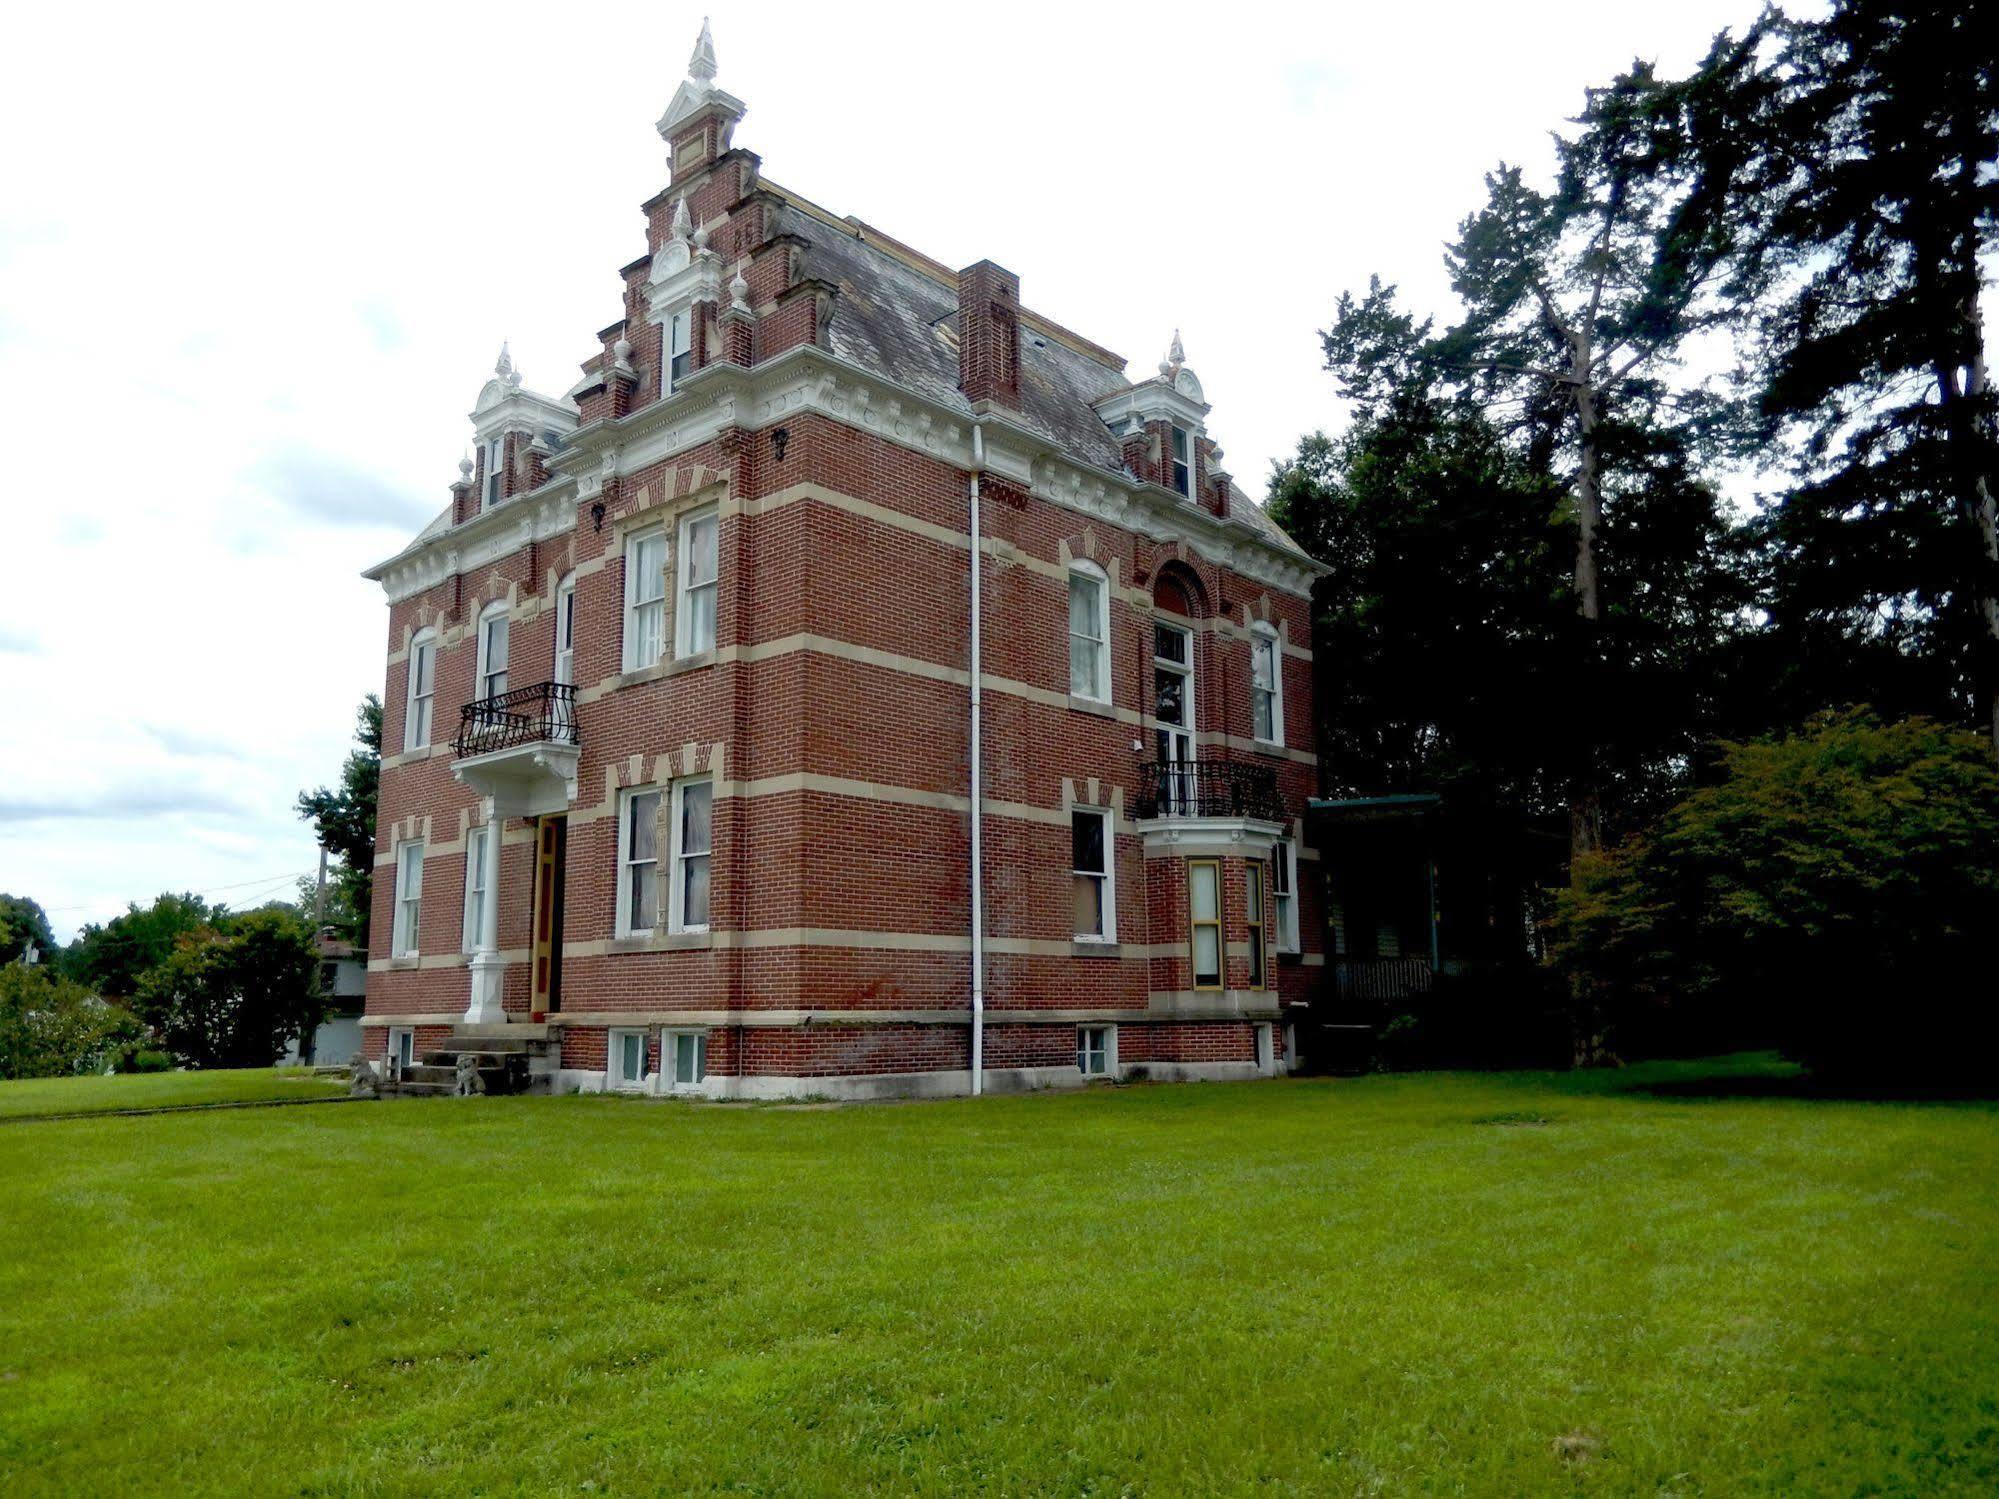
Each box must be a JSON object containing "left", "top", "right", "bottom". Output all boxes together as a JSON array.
[{"left": 957, "top": 260, "right": 1021, "bottom": 410}]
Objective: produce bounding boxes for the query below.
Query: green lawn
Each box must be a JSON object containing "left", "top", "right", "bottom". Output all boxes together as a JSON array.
[
  {"left": 0, "top": 1066, "right": 348, "bottom": 1120},
  {"left": 1, "top": 1057, "right": 1994, "bottom": 1495}
]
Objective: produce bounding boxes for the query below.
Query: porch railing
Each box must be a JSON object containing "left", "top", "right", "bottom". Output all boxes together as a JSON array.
[
  {"left": 453, "top": 681, "right": 578, "bottom": 759},
  {"left": 1334, "top": 957, "right": 1437, "bottom": 1005},
  {"left": 1135, "top": 759, "right": 1284, "bottom": 822}
]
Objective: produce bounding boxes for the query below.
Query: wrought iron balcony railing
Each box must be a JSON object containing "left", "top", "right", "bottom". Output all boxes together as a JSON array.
[
  {"left": 453, "top": 681, "right": 578, "bottom": 759},
  {"left": 1136, "top": 759, "right": 1285, "bottom": 823}
]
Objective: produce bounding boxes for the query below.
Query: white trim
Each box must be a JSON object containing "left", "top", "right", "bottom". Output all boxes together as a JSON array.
[
  {"left": 1070, "top": 804, "right": 1115, "bottom": 943},
  {"left": 622, "top": 526, "right": 667, "bottom": 672},
  {"left": 1271, "top": 837, "right": 1299, "bottom": 954},
  {"left": 1168, "top": 423, "right": 1193, "bottom": 499},
  {"left": 391, "top": 840, "right": 424, "bottom": 958},
  {"left": 1250, "top": 623, "right": 1283, "bottom": 748},
  {"left": 614, "top": 786, "right": 662, "bottom": 938},
  {"left": 670, "top": 776, "right": 714, "bottom": 934},
  {"left": 403, "top": 628, "right": 436, "bottom": 752},
  {"left": 1067, "top": 560, "right": 1111, "bottom": 704},
  {"left": 662, "top": 306, "right": 694, "bottom": 397},
  {"left": 475, "top": 601, "right": 510, "bottom": 700},
  {"left": 675, "top": 506, "right": 718, "bottom": 658},
  {"left": 386, "top": 1025, "right": 416, "bottom": 1076},
  {"left": 481, "top": 435, "right": 504, "bottom": 511}
]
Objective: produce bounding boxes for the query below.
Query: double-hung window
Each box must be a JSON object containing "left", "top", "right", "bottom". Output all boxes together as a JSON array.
[
  {"left": 663, "top": 308, "right": 693, "bottom": 394},
  {"left": 1246, "top": 862, "right": 1268, "bottom": 990},
  {"left": 1078, "top": 1025, "right": 1112, "bottom": 1076},
  {"left": 616, "top": 789, "right": 661, "bottom": 937},
  {"left": 1169, "top": 425, "right": 1192, "bottom": 497},
  {"left": 677, "top": 508, "right": 718, "bottom": 657},
  {"left": 673, "top": 778, "right": 713, "bottom": 932},
  {"left": 461, "top": 824, "right": 489, "bottom": 953},
  {"left": 476, "top": 605, "right": 510, "bottom": 700},
  {"left": 393, "top": 841, "right": 424, "bottom": 957},
  {"left": 609, "top": 1029, "right": 650, "bottom": 1090},
  {"left": 1251, "top": 626, "right": 1283, "bottom": 746},
  {"left": 1272, "top": 839, "right": 1299, "bottom": 953},
  {"left": 404, "top": 630, "right": 436, "bottom": 751},
  {"left": 482, "top": 435, "right": 504, "bottom": 510},
  {"left": 623, "top": 528, "right": 667, "bottom": 671},
  {"left": 1068, "top": 563, "right": 1110, "bottom": 702},
  {"left": 1188, "top": 859, "right": 1222, "bottom": 991},
  {"left": 666, "top": 1031, "right": 707, "bottom": 1091},
  {"left": 1071, "top": 807, "right": 1113, "bottom": 942}
]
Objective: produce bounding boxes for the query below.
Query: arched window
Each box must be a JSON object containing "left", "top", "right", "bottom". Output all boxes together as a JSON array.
[{"left": 1067, "top": 560, "right": 1111, "bottom": 703}]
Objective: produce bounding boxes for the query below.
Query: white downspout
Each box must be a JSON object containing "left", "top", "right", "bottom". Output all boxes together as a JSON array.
[{"left": 968, "top": 421, "right": 986, "bottom": 1095}]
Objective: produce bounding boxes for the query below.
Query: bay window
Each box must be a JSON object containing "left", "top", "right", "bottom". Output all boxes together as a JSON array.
[{"left": 1188, "top": 859, "right": 1222, "bottom": 991}]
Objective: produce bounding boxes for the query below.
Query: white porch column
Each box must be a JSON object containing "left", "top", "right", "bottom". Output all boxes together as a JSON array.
[{"left": 464, "top": 799, "right": 507, "bottom": 1024}]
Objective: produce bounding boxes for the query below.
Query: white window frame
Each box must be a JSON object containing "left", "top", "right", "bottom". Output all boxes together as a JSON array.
[
  {"left": 475, "top": 602, "right": 510, "bottom": 702},
  {"left": 1077, "top": 1024, "right": 1116, "bottom": 1077},
  {"left": 1272, "top": 838, "right": 1300, "bottom": 954},
  {"left": 403, "top": 629, "right": 436, "bottom": 752},
  {"left": 615, "top": 787, "right": 662, "bottom": 938},
  {"left": 662, "top": 307, "right": 693, "bottom": 395},
  {"left": 664, "top": 1029, "right": 708, "bottom": 1093},
  {"left": 1169, "top": 424, "right": 1192, "bottom": 497},
  {"left": 1070, "top": 805, "right": 1115, "bottom": 943},
  {"left": 552, "top": 573, "right": 576, "bottom": 686},
  {"left": 482, "top": 435, "right": 504, "bottom": 510},
  {"left": 387, "top": 1026, "right": 415, "bottom": 1075},
  {"left": 461, "top": 823, "right": 489, "bottom": 955},
  {"left": 1251, "top": 624, "right": 1284, "bottom": 747},
  {"left": 1246, "top": 860, "right": 1269, "bottom": 992},
  {"left": 670, "top": 777, "right": 713, "bottom": 934},
  {"left": 622, "top": 527, "right": 667, "bottom": 672},
  {"left": 1067, "top": 561, "right": 1111, "bottom": 704},
  {"left": 675, "top": 507, "right": 718, "bottom": 659},
  {"left": 392, "top": 840, "right": 424, "bottom": 958},
  {"left": 607, "top": 1028, "right": 651, "bottom": 1091}
]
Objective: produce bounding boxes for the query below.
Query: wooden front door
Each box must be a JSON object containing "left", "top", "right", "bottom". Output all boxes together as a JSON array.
[{"left": 530, "top": 816, "right": 566, "bottom": 1015}]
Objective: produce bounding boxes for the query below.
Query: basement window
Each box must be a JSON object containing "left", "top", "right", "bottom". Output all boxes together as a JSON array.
[
  {"left": 608, "top": 1028, "right": 650, "bottom": 1091},
  {"left": 666, "top": 1030, "right": 708, "bottom": 1092},
  {"left": 1078, "top": 1025, "right": 1113, "bottom": 1077}
]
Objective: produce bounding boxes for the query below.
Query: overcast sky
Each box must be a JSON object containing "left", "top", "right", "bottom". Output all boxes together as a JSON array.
[{"left": 0, "top": 0, "right": 1770, "bottom": 941}]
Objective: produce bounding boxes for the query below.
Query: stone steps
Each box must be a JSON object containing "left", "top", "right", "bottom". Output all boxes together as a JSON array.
[{"left": 383, "top": 1026, "right": 553, "bottom": 1097}]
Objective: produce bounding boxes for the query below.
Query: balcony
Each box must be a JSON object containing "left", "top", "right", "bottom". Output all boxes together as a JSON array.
[
  {"left": 450, "top": 681, "right": 580, "bottom": 818},
  {"left": 1136, "top": 760, "right": 1285, "bottom": 823}
]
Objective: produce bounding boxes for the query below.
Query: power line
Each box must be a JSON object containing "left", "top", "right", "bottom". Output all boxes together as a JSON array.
[{"left": 40, "top": 869, "right": 319, "bottom": 915}]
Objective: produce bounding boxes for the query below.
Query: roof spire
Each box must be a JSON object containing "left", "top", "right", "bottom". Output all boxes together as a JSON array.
[
  {"left": 671, "top": 195, "right": 692, "bottom": 242},
  {"left": 688, "top": 17, "right": 717, "bottom": 84},
  {"left": 495, "top": 341, "right": 513, "bottom": 379}
]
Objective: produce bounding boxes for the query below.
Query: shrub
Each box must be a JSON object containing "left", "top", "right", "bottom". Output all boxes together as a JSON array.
[
  {"left": 1551, "top": 711, "right": 1999, "bottom": 1080},
  {"left": 0, "top": 965, "right": 142, "bottom": 1079}
]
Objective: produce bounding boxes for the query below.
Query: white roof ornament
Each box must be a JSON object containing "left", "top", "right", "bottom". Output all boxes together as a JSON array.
[
  {"left": 729, "top": 265, "right": 751, "bottom": 312},
  {"left": 688, "top": 16, "right": 717, "bottom": 84},
  {"left": 657, "top": 18, "right": 746, "bottom": 145},
  {"left": 496, "top": 341, "right": 514, "bottom": 380},
  {"left": 671, "top": 195, "right": 692, "bottom": 243},
  {"left": 459, "top": 452, "right": 474, "bottom": 481}
]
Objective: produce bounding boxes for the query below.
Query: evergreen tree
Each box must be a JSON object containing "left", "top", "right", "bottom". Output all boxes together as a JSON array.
[{"left": 1745, "top": 0, "right": 1999, "bottom": 744}]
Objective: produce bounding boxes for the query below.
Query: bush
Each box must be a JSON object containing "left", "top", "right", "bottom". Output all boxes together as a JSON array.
[
  {"left": 1551, "top": 711, "right": 1999, "bottom": 1080},
  {"left": 119, "top": 1047, "right": 176, "bottom": 1074},
  {"left": 133, "top": 907, "right": 324, "bottom": 1070},
  {"left": 0, "top": 965, "right": 142, "bottom": 1079}
]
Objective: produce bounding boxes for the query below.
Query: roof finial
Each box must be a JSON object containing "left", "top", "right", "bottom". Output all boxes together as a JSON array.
[
  {"left": 688, "top": 17, "right": 717, "bottom": 85},
  {"left": 1167, "top": 329, "right": 1185, "bottom": 370},
  {"left": 496, "top": 341, "right": 514, "bottom": 379},
  {"left": 671, "top": 195, "right": 692, "bottom": 243}
]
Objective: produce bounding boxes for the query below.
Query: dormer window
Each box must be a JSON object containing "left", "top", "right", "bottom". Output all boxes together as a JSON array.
[
  {"left": 664, "top": 308, "right": 693, "bottom": 394},
  {"left": 1169, "top": 425, "right": 1192, "bottom": 498},
  {"left": 482, "top": 436, "right": 504, "bottom": 510}
]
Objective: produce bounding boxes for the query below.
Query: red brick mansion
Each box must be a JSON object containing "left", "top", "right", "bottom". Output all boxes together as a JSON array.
[{"left": 360, "top": 23, "right": 1327, "bottom": 1098}]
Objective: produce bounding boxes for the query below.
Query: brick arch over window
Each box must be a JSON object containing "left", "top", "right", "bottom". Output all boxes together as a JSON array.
[{"left": 1153, "top": 559, "right": 1210, "bottom": 620}]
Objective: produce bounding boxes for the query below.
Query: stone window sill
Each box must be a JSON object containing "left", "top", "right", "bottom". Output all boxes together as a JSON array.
[
  {"left": 1071, "top": 940, "right": 1123, "bottom": 958},
  {"left": 1068, "top": 694, "right": 1116, "bottom": 719}
]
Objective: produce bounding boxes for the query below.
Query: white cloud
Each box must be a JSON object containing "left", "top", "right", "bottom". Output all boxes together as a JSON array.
[{"left": 0, "top": 0, "right": 1769, "bottom": 939}]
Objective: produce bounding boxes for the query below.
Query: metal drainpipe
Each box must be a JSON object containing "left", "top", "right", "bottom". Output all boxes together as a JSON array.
[{"left": 969, "top": 421, "right": 987, "bottom": 1095}]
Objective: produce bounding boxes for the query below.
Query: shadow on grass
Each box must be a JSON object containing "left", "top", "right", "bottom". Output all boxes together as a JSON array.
[{"left": 1544, "top": 1052, "right": 1999, "bottom": 1107}]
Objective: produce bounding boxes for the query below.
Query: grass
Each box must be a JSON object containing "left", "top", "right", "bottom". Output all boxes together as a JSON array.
[
  {"left": 0, "top": 1055, "right": 1994, "bottom": 1495},
  {"left": 0, "top": 1066, "right": 348, "bottom": 1120}
]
